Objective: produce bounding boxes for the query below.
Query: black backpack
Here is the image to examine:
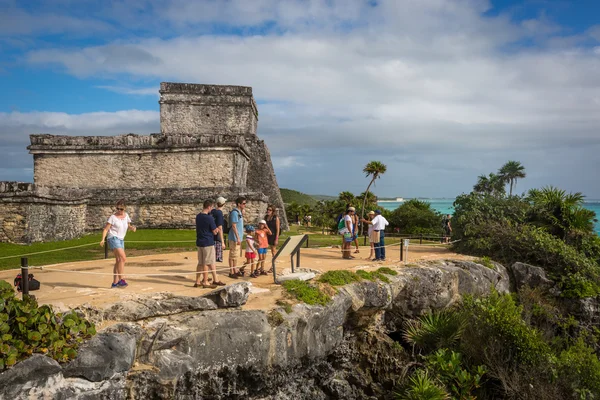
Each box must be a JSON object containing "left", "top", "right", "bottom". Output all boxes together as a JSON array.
[
  {"left": 14, "top": 273, "right": 41, "bottom": 292},
  {"left": 224, "top": 209, "right": 240, "bottom": 233}
]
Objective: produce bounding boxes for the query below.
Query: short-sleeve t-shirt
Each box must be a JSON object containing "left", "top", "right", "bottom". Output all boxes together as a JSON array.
[
  {"left": 196, "top": 213, "right": 217, "bottom": 247},
  {"left": 245, "top": 235, "right": 255, "bottom": 254},
  {"left": 107, "top": 214, "right": 131, "bottom": 240},
  {"left": 211, "top": 209, "right": 224, "bottom": 242},
  {"left": 344, "top": 215, "right": 353, "bottom": 234},
  {"left": 256, "top": 229, "right": 268, "bottom": 249},
  {"left": 228, "top": 208, "right": 243, "bottom": 243}
]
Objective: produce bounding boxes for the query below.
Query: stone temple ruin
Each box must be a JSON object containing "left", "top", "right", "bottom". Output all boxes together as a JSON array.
[{"left": 0, "top": 82, "right": 288, "bottom": 243}]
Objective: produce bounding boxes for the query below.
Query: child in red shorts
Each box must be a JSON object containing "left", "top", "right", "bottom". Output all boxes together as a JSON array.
[{"left": 243, "top": 226, "right": 258, "bottom": 277}]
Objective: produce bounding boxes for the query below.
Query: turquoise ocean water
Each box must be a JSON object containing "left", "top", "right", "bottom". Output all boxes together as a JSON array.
[{"left": 377, "top": 199, "right": 600, "bottom": 236}]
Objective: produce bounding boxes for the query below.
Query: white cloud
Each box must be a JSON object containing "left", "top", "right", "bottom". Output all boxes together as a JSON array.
[
  {"left": 95, "top": 85, "right": 158, "bottom": 96},
  {"left": 4, "top": 0, "right": 600, "bottom": 197}
]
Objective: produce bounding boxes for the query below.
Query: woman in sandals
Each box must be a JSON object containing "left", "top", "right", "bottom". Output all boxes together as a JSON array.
[
  {"left": 100, "top": 199, "right": 136, "bottom": 288},
  {"left": 265, "top": 205, "right": 280, "bottom": 257}
]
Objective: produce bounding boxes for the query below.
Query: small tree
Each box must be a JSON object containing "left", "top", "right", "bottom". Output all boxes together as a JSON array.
[
  {"left": 499, "top": 160, "right": 526, "bottom": 196},
  {"left": 360, "top": 161, "right": 387, "bottom": 233}
]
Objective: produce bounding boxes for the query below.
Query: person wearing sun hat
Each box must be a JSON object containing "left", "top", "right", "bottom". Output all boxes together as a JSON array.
[
  {"left": 210, "top": 196, "right": 227, "bottom": 263},
  {"left": 361, "top": 210, "right": 377, "bottom": 260},
  {"left": 255, "top": 219, "right": 273, "bottom": 275},
  {"left": 372, "top": 210, "right": 389, "bottom": 261}
]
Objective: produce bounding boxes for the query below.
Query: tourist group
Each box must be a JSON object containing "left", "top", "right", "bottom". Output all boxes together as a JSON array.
[
  {"left": 99, "top": 197, "right": 281, "bottom": 289},
  {"left": 337, "top": 206, "right": 389, "bottom": 262}
]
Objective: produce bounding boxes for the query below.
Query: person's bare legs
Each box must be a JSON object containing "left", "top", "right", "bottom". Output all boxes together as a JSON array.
[
  {"left": 113, "top": 248, "right": 126, "bottom": 284},
  {"left": 195, "top": 263, "right": 204, "bottom": 285},
  {"left": 369, "top": 242, "right": 374, "bottom": 260},
  {"left": 228, "top": 241, "right": 238, "bottom": 275},
  {"left": 209, "top": 264, "right": 217, "bottom": 283}
]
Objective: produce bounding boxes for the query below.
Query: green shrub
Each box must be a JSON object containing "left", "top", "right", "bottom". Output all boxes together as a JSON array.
[
  {"left": 461, "top": 291, "right": 551, "bottom": 366},
  {"left": 318, "top": 270, "right": 361, "bottom": 286},
  {"left": 557, "top": 338, "right": 600, "bottom": 397},
  {"left": 377, "top": 267, "right": 398, "bottom": 276},
  {"left": 402, "top": 310, "right": 466, "bottom": 353},
  {"left": 389, "top": 199, "right": 442, "bottom": 235},
  {"left": 558, "top": 272, "right": 600, "bottom": 298},
  {"left": 0, "top": 280, "right": 96, "bottom": 369},
  {"left": 396, "top": 369, "right": 449, "bottom": 400},
  {"left": 282, "top": 280, "right": 330, "bottom": 306},
  {"left": 356, "top": 270, "right": 391, "bottom": 283},
  {"left": 476, "top": 256, "right": 495, "bottom": 270},
  {"left": 425, "top": 349, "right": 486, "bottom": 400}
]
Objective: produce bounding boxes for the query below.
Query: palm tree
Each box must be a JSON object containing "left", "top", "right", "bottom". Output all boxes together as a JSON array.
[
  {"left": 473, "top": 174, "right": 490, "bottom": 194},
  {"left": 356, "top": 191, "right": 378, "bottom": 213},
  {"left": 338, "top": 191, "right": 355, "bottom": 206},
  {"left": 473, "top": 173, "right": 505, "bottom": 197},
  {"left": 527, "top": 186, "right": 595, "bottom": 240},
  {"left": 286, "top": 202, "right": 301, "bottom": 225},
  {"left": 360, "top": 161, "right": 387, "bottom": 232},
  {"left": 499, "top": 160, "right": 526, "bottom": 196}
]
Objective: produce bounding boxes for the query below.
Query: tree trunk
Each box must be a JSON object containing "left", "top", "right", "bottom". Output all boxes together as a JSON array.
[
  {"left": 509, "top": 179, "right": 514, "bottom": 196},
  {"left": 361, "top": 178, "right": 376, "bottom": 235}
]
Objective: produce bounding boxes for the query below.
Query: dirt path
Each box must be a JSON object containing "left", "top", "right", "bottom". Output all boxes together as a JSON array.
[{"left": 0, "top": 243, "right": 474, "bottom": 312}]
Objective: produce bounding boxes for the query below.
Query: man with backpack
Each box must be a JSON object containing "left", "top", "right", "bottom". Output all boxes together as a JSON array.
[
  {"left": 210, "top": 196, "right": 226, "bottom": 263},
  {"left": 339, "top": 207, "right": 356, "bottom": 259},
  {"left": 227, "top": 197, "right": 246, "bottom": 278}
]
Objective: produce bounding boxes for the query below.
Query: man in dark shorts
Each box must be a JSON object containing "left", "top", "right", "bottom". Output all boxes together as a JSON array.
[{"left": 195, "top": 199, "right": 225, "bottom": 288}]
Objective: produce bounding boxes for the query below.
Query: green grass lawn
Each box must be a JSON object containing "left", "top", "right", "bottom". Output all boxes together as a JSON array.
[{"left": 0, "top": 226, "right": 404, "bottom": 271}]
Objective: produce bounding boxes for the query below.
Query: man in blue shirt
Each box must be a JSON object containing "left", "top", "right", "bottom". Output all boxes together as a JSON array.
[
  {"left": 196, "top": 199, "right": 224, "bottom": 288},
  {"left": 228, "top": 197, "right": 246, "bottom": 278}
]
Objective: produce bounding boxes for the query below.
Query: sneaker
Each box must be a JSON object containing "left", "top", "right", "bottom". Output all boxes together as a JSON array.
[
  {"left": 111, "top": 283, "right": 119, "bottom": 288},
  {"left": 117, "top": 279, "right": 128, "bottom": 287}
]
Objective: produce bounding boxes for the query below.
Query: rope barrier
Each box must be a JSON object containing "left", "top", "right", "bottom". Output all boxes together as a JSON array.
[{"left": 0, "top": 243, "right": 97, "bottom": 260}]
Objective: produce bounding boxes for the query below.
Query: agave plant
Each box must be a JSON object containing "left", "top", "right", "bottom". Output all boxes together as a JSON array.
[
  {"left": 396, "top": 369, "right": 450, "bottom": 400},
  {"left": 402, "top": 310, "right": 466, "bottom": 353}
]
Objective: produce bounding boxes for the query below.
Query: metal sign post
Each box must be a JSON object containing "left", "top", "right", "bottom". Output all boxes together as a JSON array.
[
  {"left": 403, "top": 239, "right": 410, "bottom": 262},
  {"left": 21, "top": 257, "right": 29, "bottom": 299}
]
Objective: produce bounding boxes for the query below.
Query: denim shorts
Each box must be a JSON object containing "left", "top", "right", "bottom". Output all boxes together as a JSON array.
[
  {"left": 107, "top": 236, "right": 124, "bottom": 250},
  {"left": 258, "top": 248, "right": 268, "bottom": 255}
]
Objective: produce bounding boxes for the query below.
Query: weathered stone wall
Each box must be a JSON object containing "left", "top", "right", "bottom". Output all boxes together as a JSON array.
[
  {"left": 159, "top": 83, "right": 258, "bottom": 136},
  {"left": 245, "top": 137, "right": 289, "bottom": 230},
  {"left": 27, "top": 203, "right": 88, "bottom": 243},
  {"left": 0, "top": 182, "right": 89, "bottom": 243},
  {"left": 33, "top": 150, "right": 246, "bottom": 189},
  {"left": 87, "top": 200, "right": 268, "bottom": 231},
  {"left": 84, "top": 187, "right": 269, "bottom": 232}
]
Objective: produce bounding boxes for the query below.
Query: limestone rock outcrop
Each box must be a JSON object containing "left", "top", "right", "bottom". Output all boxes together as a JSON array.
[{"left": 0, "top": 260, "right": 511, "bottom": 399}]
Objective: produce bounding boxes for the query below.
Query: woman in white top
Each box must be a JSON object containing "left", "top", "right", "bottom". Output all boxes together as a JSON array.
[
  {"left": 100, "top": 199, "right": 136, "bottom": 288},
  {"left": 361, "top": 211, "right": 376, "bottom": 260}
]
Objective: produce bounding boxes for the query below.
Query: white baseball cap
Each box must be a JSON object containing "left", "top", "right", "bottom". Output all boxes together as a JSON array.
[
  {"left": 216, "top": 196, "right": 227, "bottom": 205},
  {"left": 259, "top": 219, "right": 267, "bottom": 225}
]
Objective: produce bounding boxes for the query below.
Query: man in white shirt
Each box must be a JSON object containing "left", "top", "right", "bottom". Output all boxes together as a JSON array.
[{"left": 371, "top": 210, "right": 389, "bottom": 261}]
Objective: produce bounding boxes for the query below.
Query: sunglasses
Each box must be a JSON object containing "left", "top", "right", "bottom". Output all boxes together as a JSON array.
[
  {"left": 117, "top": 207, "right": 125, "bottom": 211},
  {"left": 242, "top": 202, "right": 247, "bottom": 205}
]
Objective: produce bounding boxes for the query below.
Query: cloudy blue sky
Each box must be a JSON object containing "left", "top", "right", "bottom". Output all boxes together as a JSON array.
[{"left": 1, "top": 0, "right": 599, "bottom": 199}]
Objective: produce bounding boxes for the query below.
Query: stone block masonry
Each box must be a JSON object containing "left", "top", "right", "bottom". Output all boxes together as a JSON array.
[{"left": 0, "top": 82, "right": 287, "bottom": 243}]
